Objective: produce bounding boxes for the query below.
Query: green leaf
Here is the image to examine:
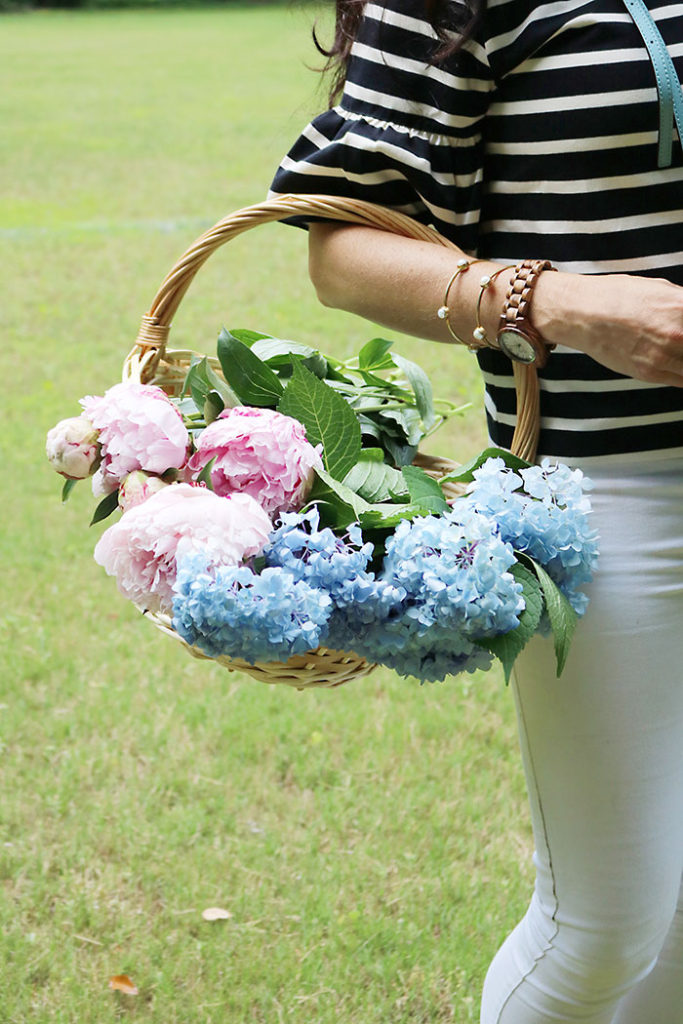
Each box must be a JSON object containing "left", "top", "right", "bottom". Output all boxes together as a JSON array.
[
  {"left": 358, "top": 503, "right": 424, "bottom": 530},
  {"left": 356, "top": 369, "right": 409, "bottom": 397},
  {"left": 226, "top": 328, "right": 273, "bottom": 347},
  {"left": 356, "top": 447, "right": 384, "bottom": 462},
  {"left": 217, "top": 328, "right": 284, "bottom": 407},
  {"left": 184, "top": 358, "right": 211, "bottom": 414},
  {"left": 309, "top": 468, "right": 427, "bottom": 532},
  {"left": 204, "top": 390, "right": 224, "bottom": 424},
  {"left": 401, "top": 465, "right": 449, "bottom": 513},
  {"left": 278, "top": 363, "right": 361, "bottom": 481},
  {"left": 380, "top": 437, "right": 418, "bottom": 468},
  {"left": 251, "top": 338, "right": 328, "bottom": 379},
  {"left": 61, "top": 478, "right": 78, "bottom": 502},
  {"left": 358, "top": 337, "right": 395, "bottom": 371},
  {"left": 320, "top": 362, "right": 355, "bottom": 385},
  {"left": 392, "top": 353, "right": 436, "bottom": 429},
  {"left": 478, "top": 563, "right": 543, "bottom": 684},
  {"left": 356, "top": 415, "right": 417, "bottom": 466},
  {"left": 309, "top": 468, "right": 373, "bottom": 528},
  {"left": 440, "top": 447, "right": 533, "bottom": 485},
  {"left": 355, "top": 415, "right": 381, "bottom": 439},
  {"left": 174, "top": 395, "right": 201, "bottom": 419},
  {"left": 197, "top": 456, "right": 216, "bottom": 491},
  {"left": 204, "top": 359, "right": 239, "bottom": 409},
  {"left": 380, "top": 406, "right": 425, "bottom": 447},
  {"left": 183, "top": 356, "right": 238, "bottom": 416},
  {"left": 522, "top": 556, "right": 578, "bottom": 677},
  {"left": 343, "top": 449, "right": 410, "bottom": 503},
  {"left": 90, "top": 489, "right": 119, "bottom": 526}
]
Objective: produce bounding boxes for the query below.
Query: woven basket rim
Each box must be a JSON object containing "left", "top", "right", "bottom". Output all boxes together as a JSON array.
[{"left": 142, "top": 609, "right": 377, "bottom": 690}]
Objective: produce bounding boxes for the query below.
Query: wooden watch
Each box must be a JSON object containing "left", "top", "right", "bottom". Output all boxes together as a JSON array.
[{"left": 496, "top": 259, "right": 556, "bottom": 367}]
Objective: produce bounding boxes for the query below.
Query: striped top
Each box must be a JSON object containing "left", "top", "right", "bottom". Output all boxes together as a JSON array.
[{"left": 270, "top": 0, "right": 683, "bottom": 464}]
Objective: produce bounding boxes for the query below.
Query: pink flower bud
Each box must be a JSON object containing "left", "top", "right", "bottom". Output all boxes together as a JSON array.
[
  {"left": 46, "top": 415, "right": 100, "bottom": 479},
  {"left": 118, "top": 470, "right": 169, "bottom": 513},
  {"left": 91, "top": 464, "right": 119, "bottom": 498}
]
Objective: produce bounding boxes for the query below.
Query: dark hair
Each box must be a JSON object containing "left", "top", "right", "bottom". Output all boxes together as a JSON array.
[{"left": 314, "top": 0, "right": 485, "bottom": 104}]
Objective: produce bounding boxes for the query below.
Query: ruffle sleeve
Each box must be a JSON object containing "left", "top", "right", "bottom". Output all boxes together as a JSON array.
[{"left": 269, "top": 0, "right": 495, "bottom": 253}]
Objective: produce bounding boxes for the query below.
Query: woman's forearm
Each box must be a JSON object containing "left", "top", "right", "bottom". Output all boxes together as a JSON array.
[
  {"left": 308, "top": 221, "right": 511, "bottom": 346},
  {"left": 309, "top": 222, "right": 683, "bottom": 387}
]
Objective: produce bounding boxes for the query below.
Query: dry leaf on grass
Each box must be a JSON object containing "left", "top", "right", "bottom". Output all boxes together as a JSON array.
[
  {"left": 108, "top": 974, "right": 139, "bottom": 995},
  {"left": 202, "top": 907, "right": 233, "bottom": 921}
]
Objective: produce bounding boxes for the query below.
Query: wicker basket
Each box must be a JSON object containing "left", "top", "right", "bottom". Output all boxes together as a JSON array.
[{"left": 122, "top": 194, "right": 541, "bottom": 689}]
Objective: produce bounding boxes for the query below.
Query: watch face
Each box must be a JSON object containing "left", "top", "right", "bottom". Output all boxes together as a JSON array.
[{"left": 497, "top": 328, "right": 537, "bottom": 364}]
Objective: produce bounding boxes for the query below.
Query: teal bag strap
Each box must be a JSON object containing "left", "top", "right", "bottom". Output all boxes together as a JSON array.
[{"left": 622, "top": 0, "right": 683, "bottom": 168}]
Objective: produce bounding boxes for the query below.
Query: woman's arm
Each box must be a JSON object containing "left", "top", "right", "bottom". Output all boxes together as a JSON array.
[{"left": 309, "top": 222, "right": 683, "bottom": 387}]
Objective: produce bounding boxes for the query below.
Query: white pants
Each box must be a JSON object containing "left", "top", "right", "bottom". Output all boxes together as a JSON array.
[{"left": 480, "top": 457, "right": 683, "bottom": 1023}]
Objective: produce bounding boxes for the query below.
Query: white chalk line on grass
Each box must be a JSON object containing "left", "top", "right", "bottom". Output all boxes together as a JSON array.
[{"left": 0, "top": 216, "right": 216, "bottom": 240}]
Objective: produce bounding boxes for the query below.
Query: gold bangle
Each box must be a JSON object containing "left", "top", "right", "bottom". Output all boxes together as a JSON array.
[
  {"left": 472, "top": 265, "right": 516, "bottom": 349},
  {"left": 437, "top": 258, "right": 486, "bottom": 348}
]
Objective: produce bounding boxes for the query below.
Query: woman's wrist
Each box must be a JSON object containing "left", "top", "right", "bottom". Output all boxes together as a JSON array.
[
  {"left": 529, "top": 268, "right": 673, "bottom": 352},
  {"left": 530, "top": 269, "right": 583, "bottom": 350}
]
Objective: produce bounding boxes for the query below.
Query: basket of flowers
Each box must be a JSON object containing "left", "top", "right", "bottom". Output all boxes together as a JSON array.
[{"left": 46, "top": 195, "right": 598, "bottom": 689}]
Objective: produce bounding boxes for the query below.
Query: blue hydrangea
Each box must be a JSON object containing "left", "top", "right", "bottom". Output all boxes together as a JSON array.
[
  {"left": 172, "top": 550, "right": 332, "bottom": 664},
  {"left": 380, "top": 506, "right": 525, "bottom": 639},
  {"left": 368, "top": 630, "right": 494, "bottom": 683},
  {"left": 323, "top": 574, "right": 493, "bottom": 683},
  {"left": 459, "top": 457, "right": 599, "bottom": 614},
  {"left": 318, "top": 507, "right": 523, "bottom": 683},
  {"left": 264, "top": 507, "right": 374, "bottom": 604},
  {"left": 325, "top": 575, "right": 405, "bottom": 653}
]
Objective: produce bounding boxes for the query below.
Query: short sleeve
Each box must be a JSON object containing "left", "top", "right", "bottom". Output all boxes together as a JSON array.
[{"left": 269, "top": 0, "right": 495, "bottom": 252}]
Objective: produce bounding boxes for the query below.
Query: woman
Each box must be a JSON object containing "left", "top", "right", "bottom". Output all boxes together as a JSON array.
[{"left": 270, "top": 2, "right": 683, "bottom": 1021}]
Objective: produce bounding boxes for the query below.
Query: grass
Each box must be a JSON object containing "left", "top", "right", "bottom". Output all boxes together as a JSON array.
[{"left": 1, "top": 6, "right": 532, "bottom": 1021}]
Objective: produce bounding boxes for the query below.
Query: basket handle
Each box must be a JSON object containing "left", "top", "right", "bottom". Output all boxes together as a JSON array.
[{"left": 125, "top": 193, "right": 540, "bottom": 461}]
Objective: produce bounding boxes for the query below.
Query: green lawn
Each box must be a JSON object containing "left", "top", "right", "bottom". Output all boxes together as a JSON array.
[{"left": 1, "top": 7, "right": 531, "bottom": 1021}]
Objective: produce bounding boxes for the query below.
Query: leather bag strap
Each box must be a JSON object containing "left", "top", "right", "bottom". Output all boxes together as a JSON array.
[{"left": 622, "top": 0, "right": 683, "bottom": 168}]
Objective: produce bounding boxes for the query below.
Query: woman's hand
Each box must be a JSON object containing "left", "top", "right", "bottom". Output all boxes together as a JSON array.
[{"left": 535, "top": 271, "right": 683, "bottom": 387}]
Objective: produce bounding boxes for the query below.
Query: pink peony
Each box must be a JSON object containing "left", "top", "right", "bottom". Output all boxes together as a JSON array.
[
  {"left": 186, "top": 407, "right": 323, "bottom": 516},
  {"left": 46, "top": 415, "right": 100, "bottom": 479},
  {"left": 118, "top": 470, "right": 170, "bottom": 512},
  {"left": 81, "top": 382, "right": 189, "bottom": 491},
  {"left": 94, "top": 483, "right": 272, "bottom": 614}
]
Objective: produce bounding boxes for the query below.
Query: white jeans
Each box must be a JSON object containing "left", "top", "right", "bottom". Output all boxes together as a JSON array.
[{"left": 480, "top": 457, "right": 683, "bottom": 1024}]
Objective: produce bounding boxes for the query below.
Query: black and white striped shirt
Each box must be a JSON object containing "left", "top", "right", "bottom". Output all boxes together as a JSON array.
[{"left": 270, "top": 0, "right": 683, "bottom": 464}]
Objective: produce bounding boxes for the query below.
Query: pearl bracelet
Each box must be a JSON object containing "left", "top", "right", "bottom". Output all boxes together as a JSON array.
[
  {"left": 472, "top": 265, "right": 516, "bottom": 349},
  {"left": 437, "top": 257, "right": 486, "bottom": 349}
]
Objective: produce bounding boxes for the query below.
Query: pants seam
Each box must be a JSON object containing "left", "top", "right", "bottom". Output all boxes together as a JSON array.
[{"left": 493, "top": 677, "right": 561, "bottom": 1023}]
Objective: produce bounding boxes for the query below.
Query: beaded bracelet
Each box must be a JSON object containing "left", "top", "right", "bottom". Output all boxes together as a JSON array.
[
  {"left": 472, "top": 265, "right": 517, "bottom": 349},
  {"left": 437, "top": 257, "right": 486, "bottom": 349}
]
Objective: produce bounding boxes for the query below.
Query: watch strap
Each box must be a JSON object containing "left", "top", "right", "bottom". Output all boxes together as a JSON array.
[{"left": 497, "top": 259, "right": 556, "bottom": 367}]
